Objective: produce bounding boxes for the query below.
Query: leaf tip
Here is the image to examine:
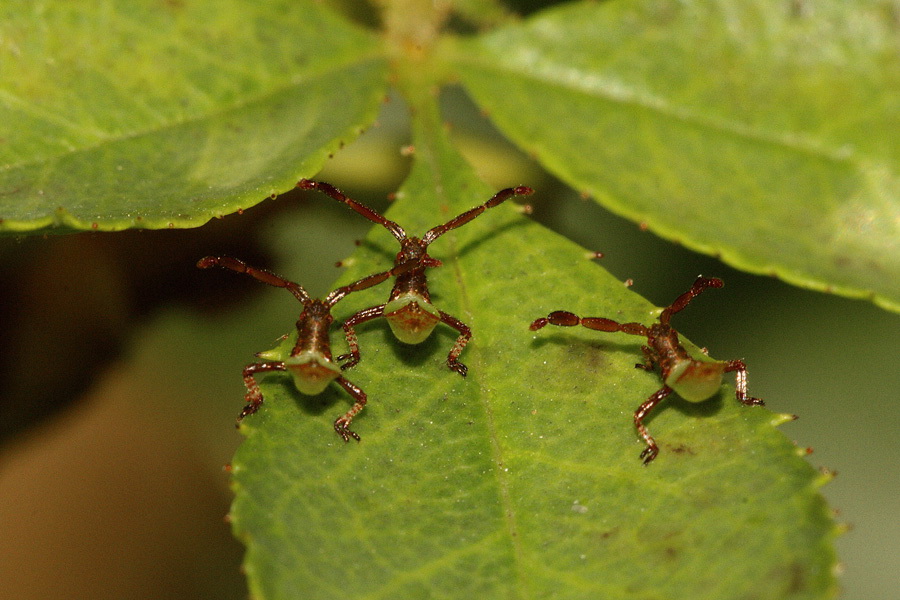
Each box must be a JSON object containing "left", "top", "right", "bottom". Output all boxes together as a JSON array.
[
  {"left": 794, "top": 444, "right": 814, "bottom": 458},
  {"left": 813, "top": 466, "right": 838, "bottom": 488},
  {"left": 833, "top": 522, "right": 852, "bottom": 537},
  {"left": 770, "top": 412, "right": 799, "bottom": 427}
]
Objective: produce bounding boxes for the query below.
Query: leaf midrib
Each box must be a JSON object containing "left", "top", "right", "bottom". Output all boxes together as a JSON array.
[
  {"left": 444, "top": 224, "right": 527, "bottom": 598},
  {"left": 414, "top": 104, "right": 527, "bottom": 594}
]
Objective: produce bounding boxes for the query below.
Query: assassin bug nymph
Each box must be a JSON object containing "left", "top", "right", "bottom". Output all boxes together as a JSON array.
[
  {"left": 197, "top": 255, "right": 415, "bottom": 441},
  {"left": 530, "top": 276, "right": 763, "bottom": 464},
  {"left": 298, "top": 179, "right": 534, "bottom": 377}
]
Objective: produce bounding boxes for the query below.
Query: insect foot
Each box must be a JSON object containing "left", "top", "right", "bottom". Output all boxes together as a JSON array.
[
  {"left": 299, "top": 178, "right": 534, "bottom": 377},
  {"left": 197, "top": 255, "right": 415, "bottom": 440},
  {"left": 530, "top": 276, "right": 763, "bottom": 464}
]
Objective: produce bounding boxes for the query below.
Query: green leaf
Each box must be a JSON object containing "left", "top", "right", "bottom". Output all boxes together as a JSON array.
[
  {"left": 230, "top": 97, "right": 837, "bottom": 599},
  {"left": 0, "top": 1, "right": 387, "bottom": 233},
  {"left": 451, "top": 0, "right": 900, "bottom": 312}
]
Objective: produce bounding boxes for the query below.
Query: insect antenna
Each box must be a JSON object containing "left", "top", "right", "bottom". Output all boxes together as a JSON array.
[
  {"left": 421, "top": 186, "right": 533, "bottom": 246},
  {"left": 324, "top": 258, "right": 420, "bottom": 308},
  {"left": 659, "top": 276, "right": 723, "bottom": 325},
  {"left": 196, "top": 256, "right": 311, "bottom": 304},
  {"left": 298, "top": 179, "right": 408, "bottom": 242}
]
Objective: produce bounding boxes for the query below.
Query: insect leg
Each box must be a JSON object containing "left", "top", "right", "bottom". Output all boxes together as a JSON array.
[
  {"left": 437, "top": 310, "right": 471, "bottom": 377},
  {"left": 240, "top": 361, "right": 287, "bottom": 425},
  {"left": 634, "top": 386, "right": 673, "bottom": 465},
  {"left": 636, "top": 345, "right": 657, "bottom": 371},
  {"left": 724, "top": 360, "right": 764, "bottom": 406},
  {"left": 337, "top": 305, "right": 387, "bottom": 370},
  {"left": 333, "top": 377, "right": 367, "bottom": 442}
]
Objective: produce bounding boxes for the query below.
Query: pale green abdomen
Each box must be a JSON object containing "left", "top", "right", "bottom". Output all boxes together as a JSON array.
[
  {"left": 384, "top": 293, "right": 441, "bottom": 345},
  {"left": 283, "top": 351, "right": 341, "bottom": 395},
  {"left": 664, "top": 359, "right": 726, "bottom": 403}
]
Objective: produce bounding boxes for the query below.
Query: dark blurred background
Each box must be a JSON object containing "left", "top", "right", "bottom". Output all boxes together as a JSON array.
[{"left": 0, "top": 86, "right": 896, "bottom": 600}]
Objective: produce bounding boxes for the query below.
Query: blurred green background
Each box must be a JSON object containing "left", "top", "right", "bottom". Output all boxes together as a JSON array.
[{"left": 0, "top": 88, "right": 896, "bottom": 600}]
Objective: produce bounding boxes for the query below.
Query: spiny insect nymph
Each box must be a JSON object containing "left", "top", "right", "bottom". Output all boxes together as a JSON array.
[
  {"left": 298, "top": 179, "right": 534, "bottom": 377},
  {"left": 530, "top": 276, "right": 763, "bottom": 464},
  {"left": 198, "top": 255, "right": 414, "bottom": 441}
]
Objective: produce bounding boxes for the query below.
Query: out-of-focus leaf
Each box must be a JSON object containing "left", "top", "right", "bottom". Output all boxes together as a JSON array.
[
  {"left": 452, "top": 0, "right": 900, "bottom": 312},
  {"left": 0, "top": 0, "right": 387, "bottom": 233}
]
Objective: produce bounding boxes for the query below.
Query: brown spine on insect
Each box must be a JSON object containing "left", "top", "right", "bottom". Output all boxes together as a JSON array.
[{"left": 291, "top": 301, "right": 334, "bottom": 360}]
